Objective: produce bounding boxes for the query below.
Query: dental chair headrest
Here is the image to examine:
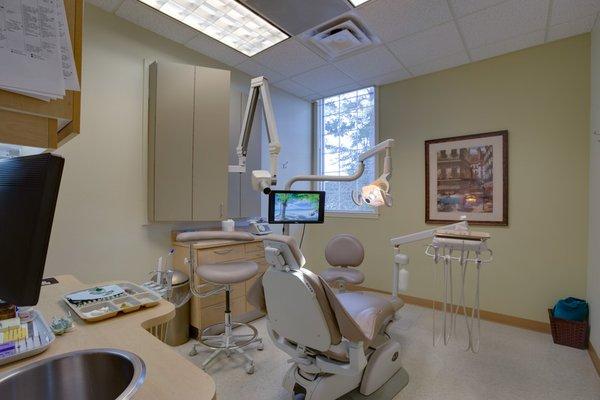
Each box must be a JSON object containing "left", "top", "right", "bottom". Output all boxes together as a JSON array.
[
  {"left": 325, "top": 234, "right": 364, "bottom": 268},
  {"left": 262, "top": 234, "right": 306, "bottom": 268}
]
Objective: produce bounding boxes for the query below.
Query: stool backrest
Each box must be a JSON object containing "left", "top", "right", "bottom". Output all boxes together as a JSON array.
[{"left": 176, "top": 231, "right": 255, "bottom": 242}]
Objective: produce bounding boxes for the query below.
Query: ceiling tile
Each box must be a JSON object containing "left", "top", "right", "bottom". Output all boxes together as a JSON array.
[
  {"left": 252, "top": 38, "right": 327, "bottom": 78},
  {"left": 408, "top": 50, "right": 469, "bottom": 77},
  {"left": 333, "top": 46, "right": 404, "bottom": 81},
  {"left": 185, "top": 34, "right": 248, "bottom": 67},
  {"left": 274, "top": 80, "right": 316, "bottom": 98},
  {"left": 115, "top": 0, "right": 198, "bottom": 44},
  {"left": 548, "top": 14, "right": 597, "bottom": 42},
  {"left": 470, "top": 30, "right": 545, "bottom": 61},
  {"left": 85, "top": 0, "right": 125, "bottom": 13},
  {"left": 458, "top": 0, "right": 549, "bottom": 49},
  {"left": 550, "top": 0, "right": 600, "bottom": 26},
  {"left": 291, "top": 64, "right": 354, "bottom": 92},
  {"left": 361, "top": 68, "right": 412, "bottom": 87},
  {"left": 387, "top": 22, "right": 465, "bottom": 67},
  {"left": 318, "top": 82, "right": 365, "bottom": 98},
  {"left": 235, "top": 60, "right": 286, "bottom": 83},
  {"left": 358, "top": 0, "right": 453, "bottom": 42},
  {"left": 449, "top": 0, "right": 507, "bottom": 18}
]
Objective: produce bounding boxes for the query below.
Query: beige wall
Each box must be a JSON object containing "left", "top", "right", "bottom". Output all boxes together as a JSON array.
[
  {"left": 44, "top": 5, "right": 310, "bottom": 283},
  {"left": 589, "top": 27, "right": 600, "bottom": 349},
  {"left": 303, "top": 35, "right": 590, "bottom": 323}
]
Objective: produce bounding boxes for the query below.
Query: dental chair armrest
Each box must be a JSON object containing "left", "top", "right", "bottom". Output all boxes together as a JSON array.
[{"left": 315, "top": 341, "right": 367, "bottom": 376}]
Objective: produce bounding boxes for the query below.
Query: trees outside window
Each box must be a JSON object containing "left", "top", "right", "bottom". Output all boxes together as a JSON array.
[{"left": 316, "top": 87, "right": 377, "bottom": 214}]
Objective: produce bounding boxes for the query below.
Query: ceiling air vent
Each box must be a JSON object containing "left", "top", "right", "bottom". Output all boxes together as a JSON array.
[{"left": 300, "top": 16, "right": 380, "bottom": 61}]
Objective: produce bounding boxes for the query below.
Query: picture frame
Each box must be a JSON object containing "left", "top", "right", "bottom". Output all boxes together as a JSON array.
[{"left": 425, "top": 130, "right": 508, "bottom": 226}]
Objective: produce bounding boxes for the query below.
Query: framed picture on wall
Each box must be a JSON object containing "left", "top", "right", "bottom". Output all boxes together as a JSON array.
[{"left": 425, "top": 130, "right": 508, "bottom": 226}]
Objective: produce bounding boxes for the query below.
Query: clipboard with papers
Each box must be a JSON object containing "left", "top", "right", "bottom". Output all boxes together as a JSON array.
[{"left": 0, "top": 0, "right": 80, "bottom": 101}]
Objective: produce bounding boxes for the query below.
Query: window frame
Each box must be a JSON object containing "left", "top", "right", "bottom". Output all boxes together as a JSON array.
[{"left": 312, "top": 86, "right": 380, "bottom": 218}]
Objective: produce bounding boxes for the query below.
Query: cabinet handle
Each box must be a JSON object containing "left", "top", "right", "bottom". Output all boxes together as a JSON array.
[
  {"left": 219, "top": 203, "right": 224, "bottom": 218},
  {"left": 214, "top": 248, "right": 233, "bottom": 255}
]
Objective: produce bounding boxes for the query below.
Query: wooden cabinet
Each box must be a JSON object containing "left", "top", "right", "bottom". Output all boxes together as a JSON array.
[
  {"left": 0, "top": 0, "right": 83, "bottom": 149},
  {"left": 148, "top": 61, "right": 230, "bottom": 222},
  {"left": 172, "top": 238, "right": 266, "bottom": 333}
]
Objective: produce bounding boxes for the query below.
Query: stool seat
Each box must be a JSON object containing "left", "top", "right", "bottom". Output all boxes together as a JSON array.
[
  {"left": 197, "top": 261, "right": 259, "bottom": 284},
  {"left": 320, "top": 267, "right": 365, "bottom": 285}
]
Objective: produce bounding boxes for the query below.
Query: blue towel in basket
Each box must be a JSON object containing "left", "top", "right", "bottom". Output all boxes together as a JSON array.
[{"left": 553, "top": 297, "right": 589, "bottom": 322}]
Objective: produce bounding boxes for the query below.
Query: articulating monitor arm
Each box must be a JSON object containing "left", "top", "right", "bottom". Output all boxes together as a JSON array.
[{"left": 229, "top": 76, "right": 281, "bottom": 194}]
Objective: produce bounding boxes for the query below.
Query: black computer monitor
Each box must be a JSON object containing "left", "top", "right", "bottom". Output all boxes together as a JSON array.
[
  {"left": 268, "top": 190, "right": 325, "bottom": 224},
  {"left": 0, "top": 153, "right": 65, "bottom": 306}
]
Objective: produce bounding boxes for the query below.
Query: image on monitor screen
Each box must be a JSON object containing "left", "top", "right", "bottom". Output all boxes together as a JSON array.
[{"left": 269, "top": 191, "right": 325, "bottom": 224}]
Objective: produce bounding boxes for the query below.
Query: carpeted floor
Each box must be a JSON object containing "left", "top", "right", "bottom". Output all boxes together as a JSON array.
[{"left": 175, "top": 304, "right": 600, "bottom": 400}]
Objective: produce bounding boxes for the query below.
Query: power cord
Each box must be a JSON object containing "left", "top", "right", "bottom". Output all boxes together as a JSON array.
[{"left": 299, "top": 224, "right": 306, "bottom": 248}]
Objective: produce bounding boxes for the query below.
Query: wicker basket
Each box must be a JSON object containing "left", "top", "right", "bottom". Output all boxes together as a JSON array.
[{"left": 548, "top": 309, "right": 589, "bottom": 349}]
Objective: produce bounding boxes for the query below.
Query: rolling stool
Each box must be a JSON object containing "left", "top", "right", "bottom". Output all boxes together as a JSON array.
[
  {"left": 319, "top": 234, "right": 365, "bottom": 292},
  {"left": 175, "top": 231, "right": 264, "bottom": 374}
]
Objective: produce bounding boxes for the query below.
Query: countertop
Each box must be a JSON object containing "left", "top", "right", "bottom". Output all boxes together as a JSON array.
[{"left": 0, "top": 275, "right": 216, "bottom": 400}]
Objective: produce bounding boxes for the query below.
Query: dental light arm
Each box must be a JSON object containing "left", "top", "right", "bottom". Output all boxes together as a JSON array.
[
  {"left": 281, "top": 139, "right": 394, "bottom": 236},
  {"left": 284, "top": 162, "right": 365, "bottom": 190},
  {"left": 285, "top": 138, "right": 394, "bottom": 196},
  {"left": 229, "top": 76, "right": 281, "bottom": 194}
]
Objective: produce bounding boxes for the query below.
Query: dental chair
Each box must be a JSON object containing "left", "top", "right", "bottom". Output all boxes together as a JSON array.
[
  {"left": 247, "top": 234, "right": 408, "bottom": 400},
  {"left": 319, "top": 234, "right": 365, "bottom": 291}
]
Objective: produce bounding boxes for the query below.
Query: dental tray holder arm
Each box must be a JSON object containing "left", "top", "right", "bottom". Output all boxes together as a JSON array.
[
  {"left": 389, "top": 218, "right": 469, "bottom": 299},
  {"left": 229, "top": 76, "right": 281, "bottom": 194}
]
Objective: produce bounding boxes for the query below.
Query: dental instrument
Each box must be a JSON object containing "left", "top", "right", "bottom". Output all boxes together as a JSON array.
[
  {"left": 390, "top": 219, "right": 493, "bottom": 353},
  {"left": 229, "top": 76, "right": 281, "bottom": 194}
]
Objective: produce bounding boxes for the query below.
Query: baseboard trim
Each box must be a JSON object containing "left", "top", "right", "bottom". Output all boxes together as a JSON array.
[
  {"left": 589, "top": 342, "right": 600, "bottom": 378},
  {"left": 349, "top": 285, "right": 551, "bottom": 334}
]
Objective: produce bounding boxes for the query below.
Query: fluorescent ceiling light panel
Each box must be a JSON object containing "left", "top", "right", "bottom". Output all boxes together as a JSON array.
[
  {"left": 348, "top": 0, "right": 370, "bottom": 6},
  {"left": 138, "top": 0, "right": 288, "bottom": 56}
]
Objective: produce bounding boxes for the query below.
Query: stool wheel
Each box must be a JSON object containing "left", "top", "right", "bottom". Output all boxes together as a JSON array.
[{"left": 245, "top": 361, "right": 255, "bottom": 374}]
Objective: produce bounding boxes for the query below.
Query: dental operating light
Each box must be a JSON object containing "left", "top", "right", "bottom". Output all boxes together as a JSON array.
[
  {"left": 351, "top": 139, "right": 393, "bottom": 207},
  {"left": 137, "top": 0, "right": 288, "bottom": 56}
]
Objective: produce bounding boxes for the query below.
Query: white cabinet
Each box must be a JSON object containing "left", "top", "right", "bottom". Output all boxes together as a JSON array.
[{"left": 148, "top": 61, "right": 230, "bottom": 222}]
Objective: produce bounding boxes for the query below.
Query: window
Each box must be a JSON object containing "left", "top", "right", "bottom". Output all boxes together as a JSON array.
[{"left": 315, "top": 87, "right": 377, "bottom": 214}]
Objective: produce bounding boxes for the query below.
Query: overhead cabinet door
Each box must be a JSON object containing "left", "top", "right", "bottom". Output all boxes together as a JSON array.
[
  {"left": 193, "top": 66, "right": 230, "bottom": 221},
  {"left": 148, "top": 62, "right": 195, "bottom": 222},
  {"left": 148, "top": 61, "right": 230, "bottom": 222}
]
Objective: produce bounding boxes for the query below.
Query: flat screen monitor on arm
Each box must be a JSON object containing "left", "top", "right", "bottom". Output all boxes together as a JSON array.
[
  {"left": 0, "top": 153, "right": 65, "bottom": 306},
  {"left": 268, "top": 190, "right": 325, "bottom": 224}
]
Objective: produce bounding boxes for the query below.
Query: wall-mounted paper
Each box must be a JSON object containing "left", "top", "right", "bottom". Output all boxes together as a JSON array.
[{"left": 0, "top": 0, "right": 79, "bottom": 101}]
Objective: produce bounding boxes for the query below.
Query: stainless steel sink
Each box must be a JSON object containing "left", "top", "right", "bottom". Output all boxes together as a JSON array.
[{"left": 0, "top": 348, "right": 146, "bottom": 400}]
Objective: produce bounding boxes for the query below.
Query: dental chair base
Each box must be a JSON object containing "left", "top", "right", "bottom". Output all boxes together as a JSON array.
[{"left": 278, "top": 334, "right": 404, "bottom": 400}]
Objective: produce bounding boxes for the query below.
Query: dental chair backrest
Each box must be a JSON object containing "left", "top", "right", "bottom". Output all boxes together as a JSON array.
[
  {"left": 260, "top": 235, "right": 342, "bottom": 352},
  {"left": 249, "top": 234, "right": 372, "bottom": 354}
]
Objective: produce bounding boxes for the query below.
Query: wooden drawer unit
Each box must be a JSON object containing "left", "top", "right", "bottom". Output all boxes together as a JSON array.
[
  {"left": 200, "top": 281, "right": 245, "bottom": 308},
  {"left": 201, "top": 296, "right": 245, "bottom": 329},
  {"left": 244, "top": 241, "right": 264, "bottom": 258},
  {"left": 197, "top": 245, "right": 244, "bottom": 264},
  {"left": 172, "top": 236, "right": 267, "bottom": 332}
]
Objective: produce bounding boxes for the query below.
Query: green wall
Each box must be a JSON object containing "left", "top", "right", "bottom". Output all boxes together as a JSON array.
[{"left": 303, "top": 35, "right": 591, "bottom": 323}]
